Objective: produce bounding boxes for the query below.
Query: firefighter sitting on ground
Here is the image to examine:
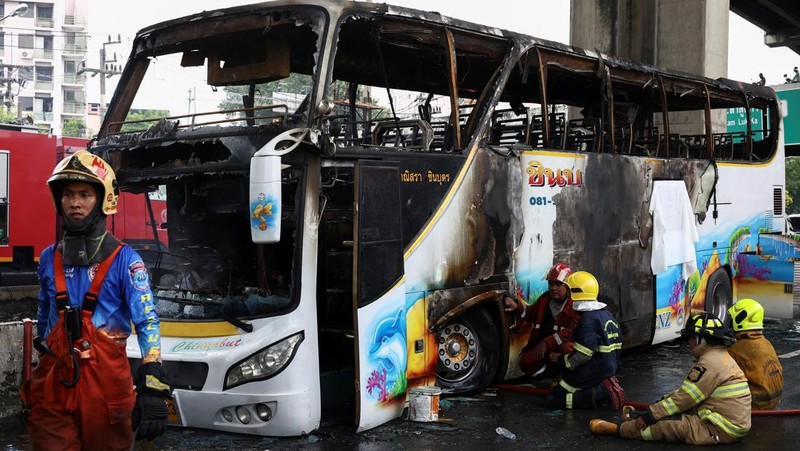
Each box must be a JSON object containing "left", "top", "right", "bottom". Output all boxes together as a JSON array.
[
  {"left": 728, "top": 298, "right": 783, "bottom": 410},
  {"left": 589, "top": 311, "right": 751, "bottom": 445},
  {"left": 546, "top": 271, "right": 624, "bottom": 410},
  {"left": 22, "top": 150, "right": 171, "bottom": 450},
  {"left": 504, "top": 263, "right": 580, "bottom": 379}
]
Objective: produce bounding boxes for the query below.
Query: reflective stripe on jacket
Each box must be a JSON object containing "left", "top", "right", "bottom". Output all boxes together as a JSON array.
[{"left": 649, "top": 344, "right": 751, "bottom": 439}]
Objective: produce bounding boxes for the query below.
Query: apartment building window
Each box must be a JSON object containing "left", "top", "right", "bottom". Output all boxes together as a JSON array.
[
  {"left": 35, "top": 66, "right": 53, "bottom": 82},
  {"left": 0, "top": 32, "right": 4, "bottom": 51},
  {"left": 36, "top": 4, "right": 54, "bottom": 23},
  {"left": 18, "top": 34, "right": 34, "bottom": 49},
  {"left": 18, "top": 97, "right": 33, "bottom": 114},
  {"left": 63, "top": 89, "right": 84, "bottom": 114},
  {"left": 35, "top": 35, "right": 54, "bottom": 58},
  {"left": 1, "top": 151, "right": 8, "bottom": 245},
  {"left": 36, "top": 96, "right": 53, "bottom": 122},
  {"left": 64, "top": 32, "right": 86, "bottom": 53}
]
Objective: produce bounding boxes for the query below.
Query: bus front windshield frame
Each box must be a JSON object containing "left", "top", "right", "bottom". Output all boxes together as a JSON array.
[
  {"left": 94, "top": 5, "right": 330, "bottom": 322},
  {"left": 101, "top": 5, "right": 329, "bottom": 137}
]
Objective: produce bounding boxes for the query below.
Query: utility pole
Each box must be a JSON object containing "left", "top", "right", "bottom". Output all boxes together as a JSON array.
[
  {"left": 79, "top": 34, "right": 122, "bottom": 121},
  {"left": 100, "top": 34, "right": 122, "bottom": 119}
]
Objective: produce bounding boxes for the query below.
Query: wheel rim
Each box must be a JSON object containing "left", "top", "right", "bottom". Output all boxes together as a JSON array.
[
  {"left": 710, "top": 283, "right": 726, "bottom": 319},
  {"left": 437, "top": 322, "right": 478, "bottom": 383}
]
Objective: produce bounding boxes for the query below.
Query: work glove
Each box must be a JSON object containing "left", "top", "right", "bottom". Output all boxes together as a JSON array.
[
  {"left": 531, "top": 341, "right": 548, "bottom": 361},
  {"left": 132, "top": 362, "right": 172, "bottom": 441}
]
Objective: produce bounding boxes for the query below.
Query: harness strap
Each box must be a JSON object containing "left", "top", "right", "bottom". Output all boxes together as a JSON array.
[{"left": 53, "top": 243, "right": 124, "bottom": 312}]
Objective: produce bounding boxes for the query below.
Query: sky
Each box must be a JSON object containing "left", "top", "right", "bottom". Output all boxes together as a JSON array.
[{"left": 86, "top": 0, "right": 799, "bottom": 111}]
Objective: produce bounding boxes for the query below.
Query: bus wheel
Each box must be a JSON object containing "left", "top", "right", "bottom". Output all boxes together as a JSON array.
[
  {"left": 436, "top": 308, "right": 499, "bottom": 394},
  {"left": 705, "top": 269, "right": 732, "bottom": 324}
]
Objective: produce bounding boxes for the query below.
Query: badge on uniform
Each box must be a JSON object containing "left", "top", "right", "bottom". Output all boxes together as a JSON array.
[{"left": 687, "top": 366, "right": 706, "bottom": 382}]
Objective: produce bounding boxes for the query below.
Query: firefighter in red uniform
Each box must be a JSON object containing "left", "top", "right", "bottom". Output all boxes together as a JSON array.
[
  {"left": 22, "top": 150, "right": 171, "bottom": 450},
  {"left": 728, "top": 298, "right": 783, "bottom": 410},
  {"left": 504, "top": 263, "right": 580, "bottom": 378}
]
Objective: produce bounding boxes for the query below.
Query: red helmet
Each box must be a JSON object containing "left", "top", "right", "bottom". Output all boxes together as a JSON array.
[{"left": 545, "top": 263, "right": 571, "bottom": 283}]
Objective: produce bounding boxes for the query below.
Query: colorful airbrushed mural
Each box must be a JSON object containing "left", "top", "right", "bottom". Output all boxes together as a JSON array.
[
  {"left": 654, "top": 210, "right": 800, "bottom": 338},
  {"left": 365, "top": 307, "right": 408, "bottom": 402}
]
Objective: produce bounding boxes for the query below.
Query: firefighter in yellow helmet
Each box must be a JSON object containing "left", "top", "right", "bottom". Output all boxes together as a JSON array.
[
  {"left": 22, "top": 150, "right": 170, "bottom": 450},
  {"left": 727, "top": 298, "right": 783, "bottom": 410},
  {"left": 546, "top": 271, "right": 624, "bottom": 410},
  {"left": 589, "top": 311, "right": 751, "bottom": 445}
]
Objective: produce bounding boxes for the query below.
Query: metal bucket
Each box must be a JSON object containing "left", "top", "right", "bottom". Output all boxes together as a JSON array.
[{"left": 408, "top": 386, "right": 441, "bottom": 422}]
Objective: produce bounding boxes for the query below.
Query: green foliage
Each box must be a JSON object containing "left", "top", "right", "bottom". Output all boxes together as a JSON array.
[
  {"left": 0, "top": 107, "right": 16, "bottom": 123},
  {"left": 786, "top": 157, "right": 800, "bottom": 214},
  {"left": 217, "top": 74, "right": 311, "bottom": 116},
  {"left": 62, "top": 119, "right": 87, "bottom": 138},
  {"left": 121, "top": 110, "right": 171, "bottom": 132},
  {"left": 726, "top": 226, "right": 751, "bottom": 263}
]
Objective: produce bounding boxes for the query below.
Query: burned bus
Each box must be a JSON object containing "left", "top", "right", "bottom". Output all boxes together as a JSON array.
[{"left": 90, "top": 0, "right": 786, "bottom": 436}]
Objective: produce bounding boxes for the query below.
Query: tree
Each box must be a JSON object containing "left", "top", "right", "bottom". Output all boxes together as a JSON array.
[
  {"left": 0, "top": 107, "right": 16, "bottom": 123},
  {"left": 120, "top": 110, "right": 171, "bottom": 132},
  {"left": 62, "top": 118, "right": 87, "bottom": 138},
  {"left": 786, "top": 157, "right": 800, "bottom": 214}
]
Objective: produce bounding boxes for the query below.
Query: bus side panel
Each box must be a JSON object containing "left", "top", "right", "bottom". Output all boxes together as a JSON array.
[
  {"left": 693, "top": 155, "right": 794, "bottom": 319},
  {"left": 355, "top": 283, "right": 408, "bottom": 432},
  {"left": 519, "top": 152, "right": 719, "bottom": 349}
]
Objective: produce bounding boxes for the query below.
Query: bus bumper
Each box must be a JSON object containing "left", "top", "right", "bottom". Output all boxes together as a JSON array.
[{"left": 170, "top": 387, "right": 319, "bottom": 437}]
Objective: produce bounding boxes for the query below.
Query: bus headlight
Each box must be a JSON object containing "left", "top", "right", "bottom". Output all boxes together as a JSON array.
[{"left": 224, "top": 331, "right": 304, "bottom": 389}]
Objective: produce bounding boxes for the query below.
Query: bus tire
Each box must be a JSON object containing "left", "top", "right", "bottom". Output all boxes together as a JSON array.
[
  {"left": 704, "top": 269, "right": 732, "bottom": 325},
  {"left": 436, "top": 307, "right": 499, "bottom": 395}
]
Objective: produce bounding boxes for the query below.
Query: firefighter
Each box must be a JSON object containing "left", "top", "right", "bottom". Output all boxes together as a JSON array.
[
  {"left": 504, "top": 263, "right": 580, "bottom": 379},
  {"left": 589, "top": 311, "right": 751, "bottom": 445},
  {"left": 22, "top": 150, "right": 171, "bottom": 450},
  {"left": 546, "top": 271, "right": 624, "bottom": 410},
  {"left": 728, "top": 298, "right": 783, "bottom": 410}
]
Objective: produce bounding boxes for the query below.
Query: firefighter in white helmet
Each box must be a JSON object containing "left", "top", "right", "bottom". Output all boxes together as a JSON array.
[
  {"left": 504, "top": 263, "right": 580, "bottom": 379},
  {"left": 22, "top": 150, "right": 170, "bottom": 450}
]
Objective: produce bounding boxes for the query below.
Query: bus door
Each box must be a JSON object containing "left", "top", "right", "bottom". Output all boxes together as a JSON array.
[{"left": 352, "top": 159, "right": 407, "bottom": 432}]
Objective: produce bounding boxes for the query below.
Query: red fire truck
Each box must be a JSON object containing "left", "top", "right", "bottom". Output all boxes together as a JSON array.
[{"left": 0, "top": 125, "right": 166, "bottom": 285}]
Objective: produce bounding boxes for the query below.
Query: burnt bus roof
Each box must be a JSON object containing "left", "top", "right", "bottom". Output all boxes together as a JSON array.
[
  {"left": 102, "top": 0, "right": 776, "bottom": 139},
  {"left": 126, "top": 0, "right": 772, "bottom": 98}
]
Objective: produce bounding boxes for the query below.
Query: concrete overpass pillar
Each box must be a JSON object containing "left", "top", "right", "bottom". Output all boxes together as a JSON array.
[
  {"left": 570, "top": 0, "right": 730, "bottom": 133},
  {"left": 570, "top": 0, "right": 729, "bottom": 79}
]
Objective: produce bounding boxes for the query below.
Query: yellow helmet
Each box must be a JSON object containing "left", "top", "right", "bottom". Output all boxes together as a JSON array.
[
  {"left": 566, "top": 271, "right": 599, "bottom": 301},
  {"left": 48, "top": 150, "right": 118, "bottom": 215},
  {"left": 728, "top": 298, "right": 764, "bottom": 331}
]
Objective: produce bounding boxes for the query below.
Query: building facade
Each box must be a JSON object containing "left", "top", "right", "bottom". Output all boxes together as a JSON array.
[{"left": 1, "top": 0, "right": 89, "bottom": 137}]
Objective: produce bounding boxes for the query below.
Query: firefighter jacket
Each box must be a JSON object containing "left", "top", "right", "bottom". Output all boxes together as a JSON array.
[
  {"left": 560, "top": 307, "right": 622, "bottom": 389},
  {"left": 728, "top": 331, "right": 783, "bottom": 410},
  {"left": 37, "top": 243, "right": 162, "bottom": 363},
  {"left": 648, "top": 343, "right": 751, "bottom": 440},
  {"left": 520, "top": 292, "right": 580, "bottom": 353}
]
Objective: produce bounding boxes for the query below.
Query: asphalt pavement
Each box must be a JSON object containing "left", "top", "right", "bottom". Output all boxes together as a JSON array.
[{"left": 3, "top": 306, "right": 799, "bottom": 450}]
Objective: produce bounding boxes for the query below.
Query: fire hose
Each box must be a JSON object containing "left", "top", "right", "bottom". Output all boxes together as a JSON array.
[{"left": 492, "top": 383, "right": 800, "bottom": 416}]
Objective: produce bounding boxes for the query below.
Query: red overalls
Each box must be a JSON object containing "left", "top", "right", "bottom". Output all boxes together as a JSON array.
[{"left": 22, "top": 246, "right": 136, "bottom": 451}]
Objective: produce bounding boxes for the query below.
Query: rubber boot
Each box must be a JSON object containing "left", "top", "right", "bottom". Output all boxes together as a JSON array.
[{"left": 589, "top": 419, "right": 619, "bottom": 436}]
